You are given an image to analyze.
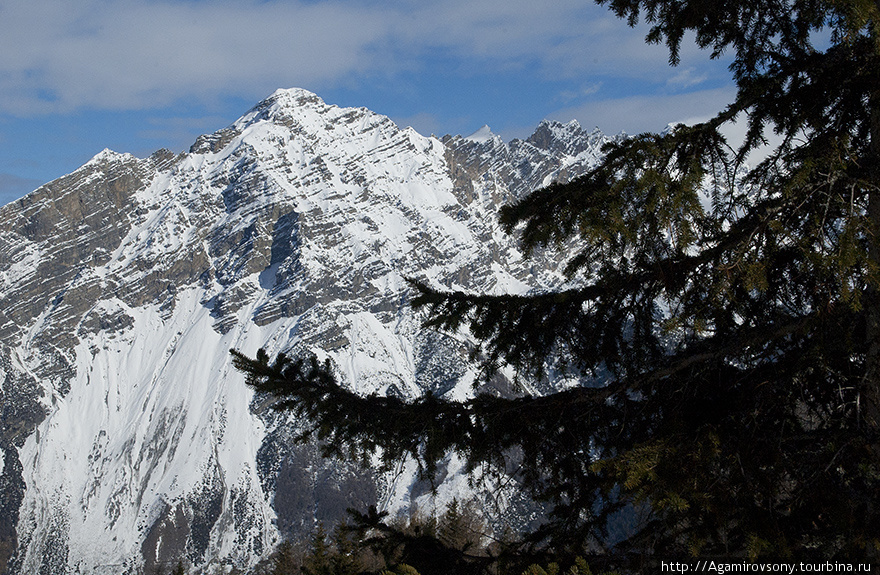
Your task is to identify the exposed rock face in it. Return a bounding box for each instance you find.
[0,88,614,574]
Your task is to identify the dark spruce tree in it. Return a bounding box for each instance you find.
[232,0,880,564]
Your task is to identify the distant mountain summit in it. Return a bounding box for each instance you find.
[0,88,616,574]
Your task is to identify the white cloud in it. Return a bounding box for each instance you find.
[558,83,603,103]
[0,0,393,113]
[548,87,738,135]
[666,67,709,90]
[0,0,729,115]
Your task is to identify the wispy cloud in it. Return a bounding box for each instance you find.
[548,87,738,135]
[0,0,392,114]
[558,84,603,103]
[0,0,729,116]
[666,67,709,90]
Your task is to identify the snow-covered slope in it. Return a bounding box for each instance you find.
[0,88,615,574]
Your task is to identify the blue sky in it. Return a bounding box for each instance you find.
[0,0,737,206]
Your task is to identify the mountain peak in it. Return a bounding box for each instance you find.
[264,87,326,107]
[465,125,498,143]
[540,118,582,130]
[85,148,132,166]
[531,119,583,142]
[525,119,608,157]
[238,87,333,127]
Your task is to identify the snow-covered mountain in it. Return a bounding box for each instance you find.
[0,88,615,574]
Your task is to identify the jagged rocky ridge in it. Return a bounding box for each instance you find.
[0,88,617,574]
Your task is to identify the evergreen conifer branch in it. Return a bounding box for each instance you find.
[232,0,880,562]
